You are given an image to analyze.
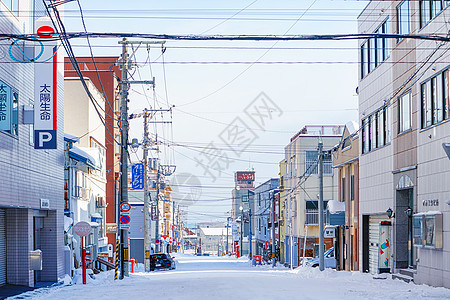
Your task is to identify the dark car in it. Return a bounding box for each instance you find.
[150,253,176,271]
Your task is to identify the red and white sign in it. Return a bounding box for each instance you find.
[74,221,92,237]
[236,171,255,181]
[34,17,58,149]
[169,237,173,243]
[120,203,131,212]
[265,240,269,249]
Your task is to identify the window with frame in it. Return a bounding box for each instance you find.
[350,174,355,201]
[399,92,412,133]
[2,0,19,15]
[421,70,449,129]
[362,106,390,154]
[420,0,450,28]
[397,0,410,41]
[0,80,18,137]
[361,19,390,79]
[305,151,332,175]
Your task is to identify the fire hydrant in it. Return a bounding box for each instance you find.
[130,258,135,273]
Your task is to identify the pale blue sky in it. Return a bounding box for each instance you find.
[63,0,369,224]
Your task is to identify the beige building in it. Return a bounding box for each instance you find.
[283,125,342,267]
[332,121,360,271]
[358,1,450,287]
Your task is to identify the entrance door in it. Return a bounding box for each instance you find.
[395,188,414,269]
[33,217,44,283]
[0,209,6,286]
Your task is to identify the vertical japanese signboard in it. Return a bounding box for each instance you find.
[0,81,11,131]
[34,17,58,149]
[131,163,144,189]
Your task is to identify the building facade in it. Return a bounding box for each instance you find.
[358,0,450,287]
[64,57,121,255]
[283,125,342,267]
[254,178,280,259]
[0,1,65,287]
[64,77,108,272]
[332,121,360,271]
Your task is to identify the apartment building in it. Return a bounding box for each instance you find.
[358,0,450,287]
[283,125,342,267]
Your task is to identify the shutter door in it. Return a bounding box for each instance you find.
[0,209,6,286]
[369,215,387,274]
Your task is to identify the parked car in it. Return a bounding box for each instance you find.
[305,247,336,269]
[150,253,176,271]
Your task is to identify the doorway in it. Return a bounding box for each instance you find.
[395,188,414,269]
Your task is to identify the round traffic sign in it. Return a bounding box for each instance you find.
[120,203,131,212]
[155,239,160,244]
[120,214,131,224]
[74,221,91,237]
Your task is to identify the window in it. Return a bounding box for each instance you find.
[305,200,328,225]
[242,195,248,202]
[305,151,332,175]
[361,19,390,79]
[350,175,355,201]
[362,106,390,154]
[413,213,443,249]
[420,0,450,28]
[421,70,449,129]
[341,178,345,202]
[305,151,318,175]
[2,0,19,14]
[0,80,18,137]
[361,42,368,78]
[397,1,410,41]
[399,92,412,133]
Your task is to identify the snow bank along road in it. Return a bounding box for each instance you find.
[10,254,450,300]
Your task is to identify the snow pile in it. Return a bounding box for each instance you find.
[10,255,450,300]
[327,199,345,214]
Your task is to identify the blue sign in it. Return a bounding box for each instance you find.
[120,214,131,224]
[174,231,179,238]
[131,163,144,189]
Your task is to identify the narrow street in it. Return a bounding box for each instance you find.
[11,254,450,300]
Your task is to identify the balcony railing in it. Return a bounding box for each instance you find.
[305,209,327,225]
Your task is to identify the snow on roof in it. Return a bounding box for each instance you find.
[200,227,232,236]
[345,121,358,136]
[327,200,345,214]
[69,146,97,168]
[64,133,80,143]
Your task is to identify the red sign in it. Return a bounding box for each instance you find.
[265,240,269,249]
[254,255,261,262]
[74,221,91,237]
[162,235,168,241]
[169,237,173,243]
[120,215,131,224]
[37,25,55,38]
[236,171,255,181]
[120,203,131,212]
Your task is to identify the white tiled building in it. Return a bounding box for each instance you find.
[358,0,450,288]
[0,1,65,287]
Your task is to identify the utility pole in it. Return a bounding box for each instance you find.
[271,192,276,268]
[155,163,161,253]
[143,110,151,272]
[318,141,325,271]
[118,39,164,278]
[119,38,130,279]
[248,208,252,260]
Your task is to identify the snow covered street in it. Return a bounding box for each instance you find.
[10,254,450,300]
